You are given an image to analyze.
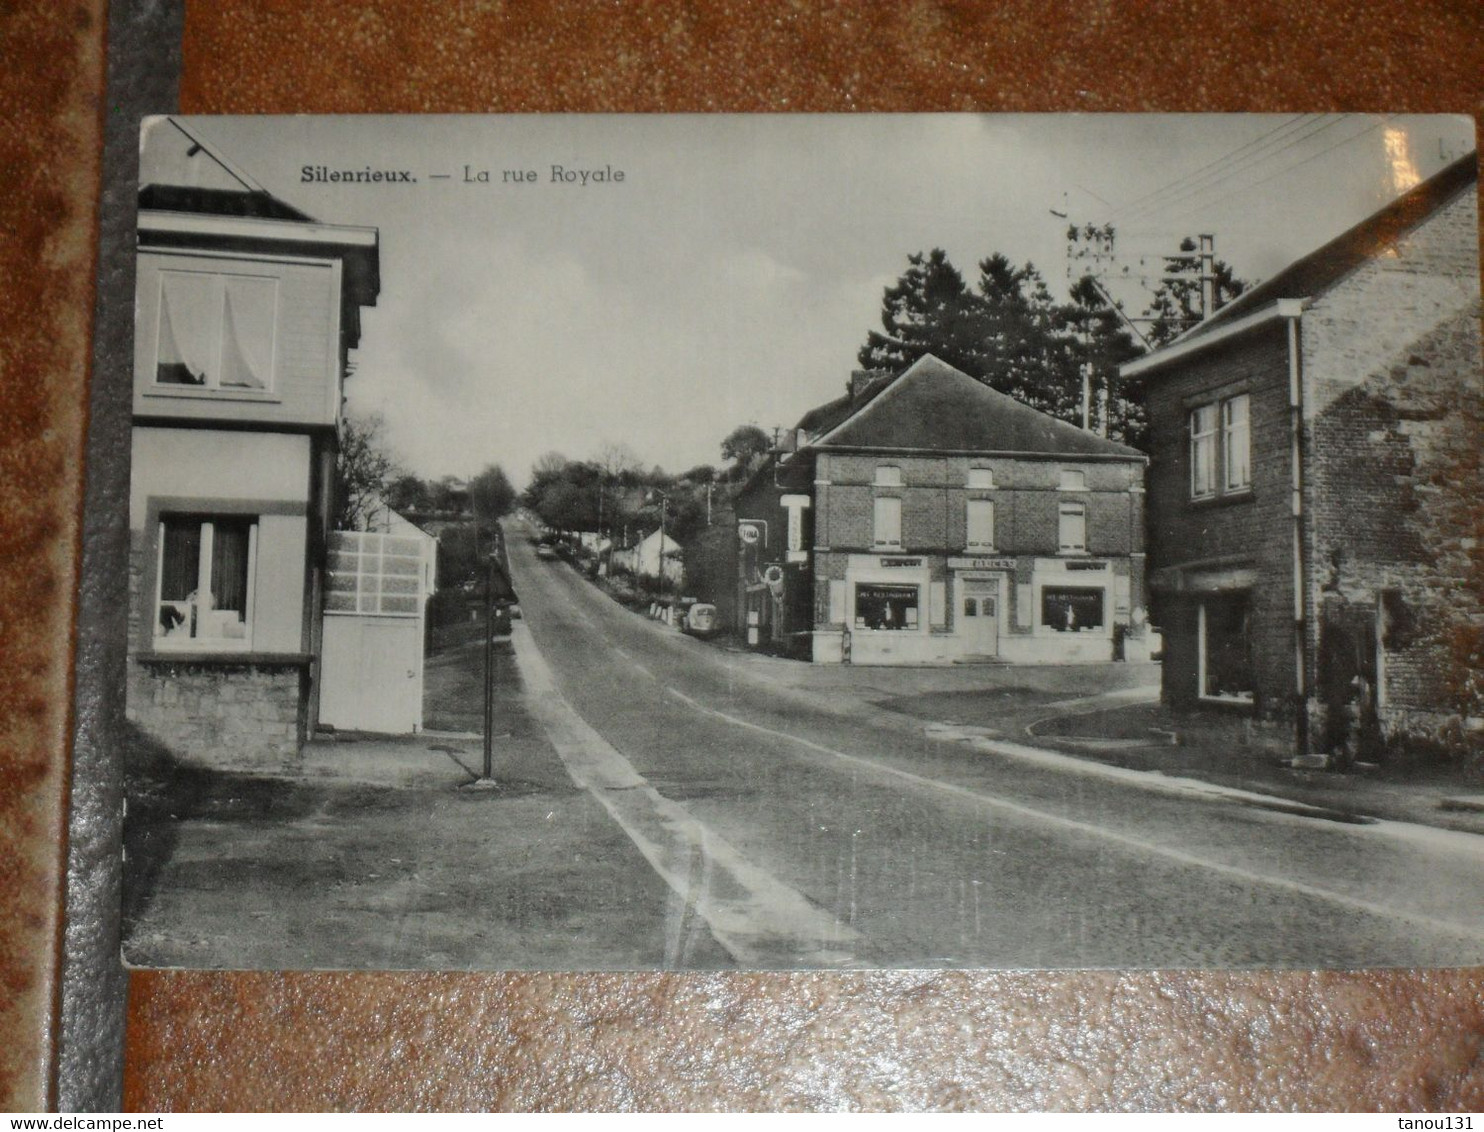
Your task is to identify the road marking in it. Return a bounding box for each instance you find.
[661,686,1484,943]
[510,622,860,967]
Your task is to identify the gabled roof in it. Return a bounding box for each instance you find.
[810,354,1143,459]
[1180,151,1478,345]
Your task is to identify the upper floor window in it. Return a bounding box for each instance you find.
[155,514,257,650]
[1058,502,1086,553]
[873,465,903,487]
[1191,393,1250,499]
[873,495,902,548]
[966,499,995,550]
[1222,394,1251,492]
[1058,468,1086,491]
[1190,403,1218,498]
[155,270,277,392]
[966,467,994,489]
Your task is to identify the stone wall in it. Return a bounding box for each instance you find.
[127,657,306,770]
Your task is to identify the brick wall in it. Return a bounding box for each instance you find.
[1145,325,1297,716]
[818,451,1142,556]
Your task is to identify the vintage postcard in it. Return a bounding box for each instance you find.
[120,113,1482,971]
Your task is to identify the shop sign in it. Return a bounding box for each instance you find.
[948,556,1015,570]
[880,557,922,568]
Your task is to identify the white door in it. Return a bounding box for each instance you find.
[320,615,424,733]
[960,578,999,655]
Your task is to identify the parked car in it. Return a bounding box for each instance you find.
[684,603,720,638]
[536,544,558,560]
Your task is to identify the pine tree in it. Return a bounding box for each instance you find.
[1144,237,1248,347]
[856,249,987,378]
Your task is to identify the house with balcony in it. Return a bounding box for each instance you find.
[1126,153,1480,760]
[126,117,380,767]
[732,354,1149,665]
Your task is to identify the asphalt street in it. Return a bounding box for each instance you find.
[507,520,1484,969]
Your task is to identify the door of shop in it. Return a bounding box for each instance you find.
[961,577,999,656]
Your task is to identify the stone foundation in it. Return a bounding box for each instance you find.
[127,656,308,770]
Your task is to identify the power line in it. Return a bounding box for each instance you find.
[1116,114,1358,227]
[1106,114,1318,220]
[1159,115,1393,224]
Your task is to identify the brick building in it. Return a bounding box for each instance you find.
[127,118,380,766]
[1126,153,1481,760]
[730,355,1149,665]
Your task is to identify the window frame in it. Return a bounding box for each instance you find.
[1221,393,1252,493]
[852,581,921,632]
[1041,586,1106,633]
[1057,501,1087,554]
[154,513,259,652]
[966,497,995,551]
[872,494,903,549]
[1189,402,1218,499]
[152,266,281,395]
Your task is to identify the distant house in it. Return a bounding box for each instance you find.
[127,117,380,766]
[732,355,1150,665]
[1126,153,1481,759]
[612,526,684,586]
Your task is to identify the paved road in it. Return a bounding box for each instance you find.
[508,523,1484,969]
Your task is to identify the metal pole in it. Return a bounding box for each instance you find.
[483,551,495,780]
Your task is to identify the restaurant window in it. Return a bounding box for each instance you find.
[966,467,994,489]
[1042,587,1104,632]
[854,583,919,631]
[1059,468,1086,491]
[155,515,257,649]
[873,495,902,548]
[966,499,995,550]
[155,270,278,391]
[873,465,903,487]
[1058,502,1086,553]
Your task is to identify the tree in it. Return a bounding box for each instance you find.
[856,249,988,378]
[974,253,1065,413]
[720,424,771,483]
[334,412,399,530]
[1143,237,1248,347]
[1059,275,1147,447]
[469,464,516,528]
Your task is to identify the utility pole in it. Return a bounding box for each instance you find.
[1199,233,1216,321]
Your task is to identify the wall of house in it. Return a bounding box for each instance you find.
[809,450,1146,665]
[128,428,315,764]
[127,658,307,769]
[1298,188,1482,754]
[133,247,342,428]
[1144,324,1297,718]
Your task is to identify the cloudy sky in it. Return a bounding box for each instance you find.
[180,114,1475,486]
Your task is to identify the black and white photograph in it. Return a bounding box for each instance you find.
[120,112,1483,971]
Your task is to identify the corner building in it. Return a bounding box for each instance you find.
[733,355,1149,666]
[1128,154,1481,758]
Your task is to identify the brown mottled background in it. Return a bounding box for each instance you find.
[4,0,1483,1112]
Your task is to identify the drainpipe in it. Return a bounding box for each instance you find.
[1281,299,1310,757]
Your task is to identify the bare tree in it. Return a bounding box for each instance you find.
[334,412,400,530]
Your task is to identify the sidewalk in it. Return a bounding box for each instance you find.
[122,639,729,969]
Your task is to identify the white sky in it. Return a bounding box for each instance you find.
[181,114,1476,486]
